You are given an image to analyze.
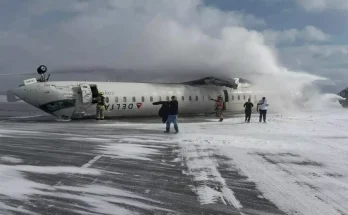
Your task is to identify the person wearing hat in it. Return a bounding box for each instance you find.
[211,95,224,122]
[257,96,268,123]
[164,96,179,133]
[96,92,106,120]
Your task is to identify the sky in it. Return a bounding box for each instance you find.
[0,0,347,93]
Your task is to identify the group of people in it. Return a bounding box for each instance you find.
[211,95,268,123]
[95,91,268,133]
[243,97,268,123]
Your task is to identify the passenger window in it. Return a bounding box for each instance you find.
[243,95,246,100]
[115,97,118,103]
[132,97,136,102]
[123,97,127,102]
[238,95,240,100]
[189,96,192,101]
[106,97,109,103]
[150,96,153,102]
[195,96,198,101]
[141,96,145,102]
[158,96,161,101]
[182,96,184,101]
[254,95,257,100]
[232,95,234,100]
[166,96,170,101]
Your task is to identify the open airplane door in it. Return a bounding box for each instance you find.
[79,84,93,104]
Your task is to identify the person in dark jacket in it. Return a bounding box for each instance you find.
[153,101,170,123]
[166,96,179,133]
[243,98,254,123]
[152,96,179,133]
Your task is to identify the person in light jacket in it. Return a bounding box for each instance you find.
[257,97,268,123]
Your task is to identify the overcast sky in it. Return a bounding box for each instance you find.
[0,0,347,92]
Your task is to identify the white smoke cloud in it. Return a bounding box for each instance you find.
[0,0,330,111]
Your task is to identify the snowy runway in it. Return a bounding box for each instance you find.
[0,105,347,215]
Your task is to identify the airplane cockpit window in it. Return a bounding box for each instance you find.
[150,96,153,102]
[123,97,127,102]
[115,97,118,103]
[141,96,145,102]
[106,97,109,103]
[46,102,60,112]
[132,97,136,102]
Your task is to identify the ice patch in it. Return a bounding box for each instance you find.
[0,129,42,134]
[0,163,170,215]
[8,115,44,119]
[1,156,22,163]
[0,202,38,215]
[190,185,223,205]
[180,144,242,209]
[4,165,101,175]
[65,137,112,143]
[99,143,160,161]
[82,155,103,168]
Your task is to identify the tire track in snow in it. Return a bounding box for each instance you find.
[180,142,243,212]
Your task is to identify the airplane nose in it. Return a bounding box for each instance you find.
[12,86,27,100]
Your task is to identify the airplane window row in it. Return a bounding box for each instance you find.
[231,95,257,101]
[109,96,201,103]
[105,95,258,103]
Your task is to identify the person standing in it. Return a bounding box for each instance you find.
[165,96,179,133]
[152,101,170,123]
[211,95,224,122]
[96,92,106,120]
[243,98,254,123]
[257,97,268,123]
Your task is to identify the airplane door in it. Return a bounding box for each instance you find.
[79,84,92,104]
[223,90,229,102]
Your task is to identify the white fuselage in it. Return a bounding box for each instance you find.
[12,80,267,119]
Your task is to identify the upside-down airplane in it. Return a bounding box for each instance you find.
[10,65,296,120]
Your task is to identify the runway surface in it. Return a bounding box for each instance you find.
[1,102,348,215]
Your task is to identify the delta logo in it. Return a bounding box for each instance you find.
[136,103,142,109]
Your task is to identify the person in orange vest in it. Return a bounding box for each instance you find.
[211,95,224,122]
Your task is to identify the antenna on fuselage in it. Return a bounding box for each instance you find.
[36,65,50,82]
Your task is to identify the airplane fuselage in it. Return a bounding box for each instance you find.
[12,80,266,120]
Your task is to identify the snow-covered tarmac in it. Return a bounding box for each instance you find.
[0,103,347,215]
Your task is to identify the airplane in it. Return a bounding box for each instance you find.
[10,65,280,120]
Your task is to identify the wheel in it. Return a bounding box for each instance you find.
[37,65,47,74]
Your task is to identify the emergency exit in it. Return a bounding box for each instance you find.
[79,84,92,104]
